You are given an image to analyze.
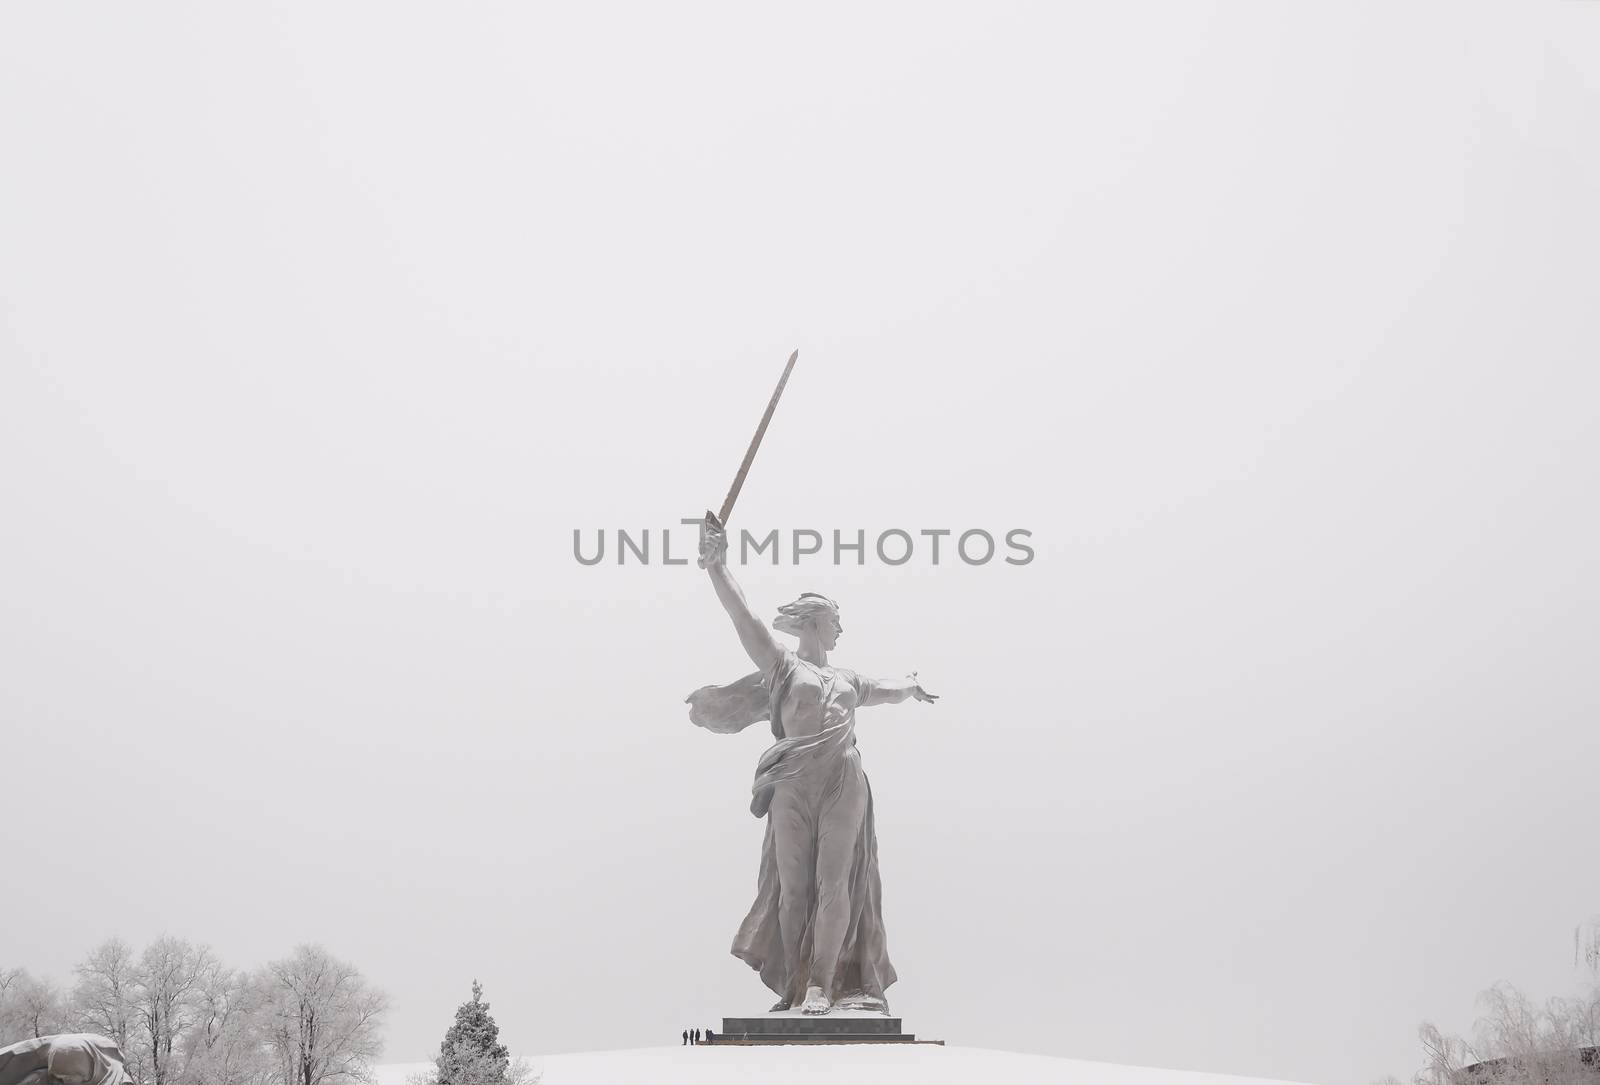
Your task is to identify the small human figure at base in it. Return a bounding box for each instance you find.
[681,1030,687,1046]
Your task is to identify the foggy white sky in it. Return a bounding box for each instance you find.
[2,4,1597,1084]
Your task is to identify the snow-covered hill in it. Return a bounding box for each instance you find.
[375,1048,1316,1085]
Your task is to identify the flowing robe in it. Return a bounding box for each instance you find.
[0,1036,133,1085]
[687,647,897,1010]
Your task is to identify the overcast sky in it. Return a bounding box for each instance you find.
[2,4,1597,1084]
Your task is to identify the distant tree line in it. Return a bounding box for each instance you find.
[0,941,387,1085]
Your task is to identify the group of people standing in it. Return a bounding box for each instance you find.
[679,1027,714,1045]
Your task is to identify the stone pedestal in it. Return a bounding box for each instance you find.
[710,1009,930,1045]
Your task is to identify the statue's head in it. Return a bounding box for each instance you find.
[47,1039,96,1085]
[773,593,841,650]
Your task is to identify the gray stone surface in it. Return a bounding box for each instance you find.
[688,513,938,1017]
[0,1035,134,1085]
[714,1014,920,1044]
[722,1016,906,1036]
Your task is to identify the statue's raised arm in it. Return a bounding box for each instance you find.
[682,350,940,1021]
[698,512,782,673]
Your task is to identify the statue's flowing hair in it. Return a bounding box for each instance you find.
[772,592,840,636]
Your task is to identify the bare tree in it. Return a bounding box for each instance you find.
[6,941,388,1085]
[0,967,24,1044]
[8,972,70,1040]
[1417,1020,1473,1085]
[1470,982,1596,1085]
[72,939,140,1052]
[258,946,387,1085]
[1392,920,1600,1085]
[1564,982,1600,1052]
[1407,981,1600,1085]
[1475,983,1545,1067]
[134,938,218,1085]
[180,958,271,1085]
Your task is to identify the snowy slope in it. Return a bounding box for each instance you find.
[375,1048,1317,1085]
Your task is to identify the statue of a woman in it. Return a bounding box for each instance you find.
[686,514,937,1016]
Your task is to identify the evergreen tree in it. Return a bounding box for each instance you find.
[436,981,510,1085]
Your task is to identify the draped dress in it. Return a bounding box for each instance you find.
[0,1036,133,1085]
[687,647,897,1011]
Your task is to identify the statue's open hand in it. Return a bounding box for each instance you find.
[909,672,938,703]
[697,512,728,569]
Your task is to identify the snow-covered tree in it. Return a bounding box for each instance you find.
[180,955,272,1085]
[409,983,536,1085]
[71,938,139,1053]
[258,945,388,1085]
[436,982,508,1085]
[9,940,388,1085]
[3,971,69,1040]
[134,937,219,1085]
[1408,983,1600,1085]
[0,968,31,1043]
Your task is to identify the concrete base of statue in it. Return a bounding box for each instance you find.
[710,1008,931,1045]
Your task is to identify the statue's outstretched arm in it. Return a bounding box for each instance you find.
[861,673,938,707]
[699,514,782,673]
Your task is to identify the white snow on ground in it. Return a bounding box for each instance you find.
[375,1048,1318,1085]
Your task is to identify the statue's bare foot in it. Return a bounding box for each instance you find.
[800,986,831,1015]
[769,998,791,1012]
[835,993,890,1015]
